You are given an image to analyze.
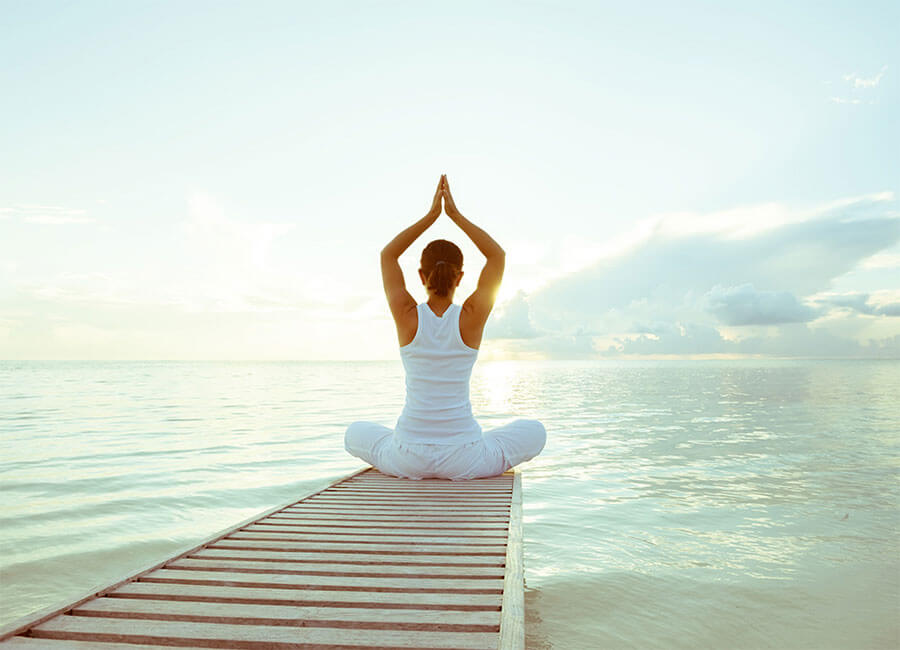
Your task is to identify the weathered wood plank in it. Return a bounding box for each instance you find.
[0,639,211,649]
[194,548,506,565]
[328,486,513,493]
[30,617,499,649]
[281,502,510,509]
[73,596,501,628]
[207,540,506,554]
[293,499,511,507]
[169,557,505,577]
[283,503,511,512]
[240,524,508,538]
[228,531,507,544]
[292,504,510,512]
[349,472,510,479]
[250,519,510,530]
[226,532,506,545]
[109,581,503,608]
[328,492,513,497]
[498,470,525,650]
[139,568,504,592]
[268,513,509,522]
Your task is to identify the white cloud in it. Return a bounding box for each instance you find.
[829,96,862,105]
[812,292,900,317]
[843,65,888,88]
[606,323,899,359]
[830,65,888,104]
[860,252,900,270]
[484,290,540,339]
[1,205,95,224]
[11,195,331,316]
[486,193,900,358]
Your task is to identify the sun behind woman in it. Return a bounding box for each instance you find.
[345,174,546,480]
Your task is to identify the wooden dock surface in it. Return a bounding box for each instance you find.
[0,467,524,649]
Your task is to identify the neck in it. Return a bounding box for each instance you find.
[427,294,454,307]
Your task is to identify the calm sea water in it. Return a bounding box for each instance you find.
[1,360,898,649]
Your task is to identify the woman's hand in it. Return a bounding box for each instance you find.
[425,174,445,220]
[442,175,463,221]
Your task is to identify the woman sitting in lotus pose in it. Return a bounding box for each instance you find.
[344,174,546,480]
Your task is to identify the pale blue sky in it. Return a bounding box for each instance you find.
[1,0,897,359]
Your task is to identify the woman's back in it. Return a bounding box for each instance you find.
[394,302,483,445]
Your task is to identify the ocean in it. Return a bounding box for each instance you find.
[1,360,898,649]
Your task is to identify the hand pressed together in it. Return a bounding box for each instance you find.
[425,174,464,222]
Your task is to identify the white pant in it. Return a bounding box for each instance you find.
[344,419,547,480]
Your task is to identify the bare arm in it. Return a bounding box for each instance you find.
[380,175,444,321]
[442,177,505,317]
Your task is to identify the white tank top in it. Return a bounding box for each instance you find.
[394,302,483,445]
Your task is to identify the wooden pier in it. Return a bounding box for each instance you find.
[0,467,524,649]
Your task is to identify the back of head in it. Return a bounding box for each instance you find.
[421,239,463,297]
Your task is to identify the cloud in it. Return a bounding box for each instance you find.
[487,193,900,358]
[14,192,354,316]
[860,252,900,270]
[170,191,347,314]
[603,323,730,356]
[843,65,888,88]
[527,192,898,326]
[830,65,887,104]
[705,284,819,326]
[484,290,540,339]
[813,292,900,317]
[606,324,900,359]
[0,205,94,224]
[829,96,862,105]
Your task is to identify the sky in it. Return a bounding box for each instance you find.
[1,0,898,360]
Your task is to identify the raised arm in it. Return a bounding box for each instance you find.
[442,177,505,319]
[380,175,444,323]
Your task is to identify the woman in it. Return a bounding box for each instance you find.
[344,174,546,480]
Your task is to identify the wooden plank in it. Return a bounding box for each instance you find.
[297,498,512,506]
[349,472,510,478]
[249,519,510,530]
[139,568,504,592]
[109,581,502,608]
[354,468,513,478]
[332,480,511,487]
[283,500,510,508]
[280,505,510,512]
[0,468,370,642]
[205,540,505,554]
[74,596,501,629]
[240,524,508,537]
[169,558,505,578]
[1,639,211,649]
[343,483,511,488]
[268,513,509,522]
[283,503,511,512]
[227,531,507,545]
[29,617,499,649]
[498,470,525,650]
[327,486,513,492]
[193,548,506,565]
[327,492,512,498]
[328,491,512,497]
